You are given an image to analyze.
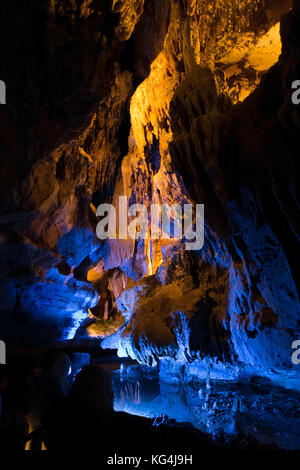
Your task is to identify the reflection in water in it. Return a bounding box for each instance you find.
[112,365,300,450]
[119,381,141,405]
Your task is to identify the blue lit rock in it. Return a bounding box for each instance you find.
[0,1,299,380]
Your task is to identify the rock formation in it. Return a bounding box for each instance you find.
[0,1,299,376]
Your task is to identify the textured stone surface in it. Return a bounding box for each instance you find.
[0,1,299,375]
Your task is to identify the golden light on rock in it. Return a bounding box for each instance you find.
[86,0,292,340]
[87,259,105,282]
[247,23,282,72]
[218,22,282,103]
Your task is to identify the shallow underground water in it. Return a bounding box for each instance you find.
[111,364,300,450]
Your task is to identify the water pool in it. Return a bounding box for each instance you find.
[112,364,300,450]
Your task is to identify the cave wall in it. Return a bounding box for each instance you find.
[0,1,299,373]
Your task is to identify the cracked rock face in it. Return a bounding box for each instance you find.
[0,1,299,374]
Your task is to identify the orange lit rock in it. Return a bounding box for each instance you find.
[0,0,298,362]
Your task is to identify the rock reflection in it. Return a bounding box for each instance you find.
[113,365,300,450]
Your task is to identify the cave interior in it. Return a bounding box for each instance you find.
[0,0,299,453]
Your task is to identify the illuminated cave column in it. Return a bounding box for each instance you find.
[145,237,153,276]
[151,239,164,274]
[145,236,165,276]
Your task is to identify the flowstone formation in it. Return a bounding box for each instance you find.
[0,1,299,377]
